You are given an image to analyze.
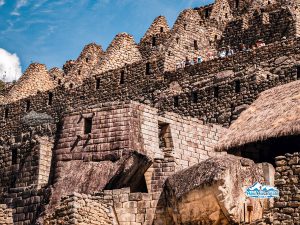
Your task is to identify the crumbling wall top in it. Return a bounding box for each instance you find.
[93,33,142,75]
[2,63,56,104]
[141,16,170,40]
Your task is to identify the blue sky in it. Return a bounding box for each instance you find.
[0,0,213,81]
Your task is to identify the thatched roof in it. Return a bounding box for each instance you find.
[217,80,300,151]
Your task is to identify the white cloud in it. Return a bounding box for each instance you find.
[0,0,5,7]
[0,49,22,82]
[11,0,28,16]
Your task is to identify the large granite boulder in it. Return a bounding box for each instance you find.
[39,150,151,222]
[154,155,269,225]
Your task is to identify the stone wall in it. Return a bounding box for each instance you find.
[93,33,142,75]
[1,38,300,136]
[53,102,226,172]
[43,193,114,225]
[0,122,55,193]
[273,152,300,225]
[2,63,56,104]
[0,204,13,225]
[1,186,50,225]
[63,43,103,88]
[219,6,296,50]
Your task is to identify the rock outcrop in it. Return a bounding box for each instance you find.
[155,155,268,225]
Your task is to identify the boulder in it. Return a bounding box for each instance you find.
[155,155,269,225]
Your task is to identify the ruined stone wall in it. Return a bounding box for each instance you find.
[1,38,299,138]
[44,193,114,225]
[0,204,13,225]
[1,186,50,225]
[163,9,219,72]
[63,43,103,88]
[139,16,171,60]
[1,63,56,104]
[273,152,300,224]
[219,6,296,50]
[0,123,55,193]
[44,189,161,225]
[93,33,142,75]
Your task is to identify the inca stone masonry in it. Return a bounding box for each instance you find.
[0,0,300,224]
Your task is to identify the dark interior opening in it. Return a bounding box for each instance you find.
[174,96,179,107]
[235,80,241,93]
[104,152,152,193]
[146,62,151,75]
[48,92,53,105]
[184,24,187,30]
[191,91,198,103]
[160,27,164,33]
[228,135,300,166]
[158,122,173,148]
[84,118,93,134]
[235,0,240,8]
[152,36,156,47]
[4,108,8,119]
[120,70,125,85]
[12,148,18,165]
[297,66,300,79]
[96,78,100,89]
[213,86,219,98]
[176,37,180,44]
[194,40,198,50]
[26,100,30,112]
[205,9,210,18]
[131,175,148,193]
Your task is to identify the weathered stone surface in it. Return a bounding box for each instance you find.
[155,155,267,225]
[45,151,151,215]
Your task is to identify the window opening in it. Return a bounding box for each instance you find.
[48,92,53,105]
[158,122,173,148]
[194,40,198,50]
[120,71,125,84]
[235,0,240,8]
[214,86,219,98]
[192,91,198,103]
[174,96,179,107]
[4,108,8,119]
[152,36,156,46]
[12,148,17,165]
[84,118,93,134]
[96,78,100,89]
[26,100,30,112]
[205,9,210,18]
[235,80,241,93]
[146,62,151,75]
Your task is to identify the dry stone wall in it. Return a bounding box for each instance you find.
[63,43,103,88]
[219,6,296,50]
[1,63,56,105]
[43,193,114,225]
[273,152,300,225]
[93,33,142,75]
[1,38,300,135]
[0,204,13,225]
